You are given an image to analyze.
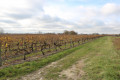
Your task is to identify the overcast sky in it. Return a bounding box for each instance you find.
[0,0,120,34]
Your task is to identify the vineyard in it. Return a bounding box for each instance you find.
[0,34,102,67]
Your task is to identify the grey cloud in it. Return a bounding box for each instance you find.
[92,20,105,26]
[7,13,33,19]
[101,3,120,16]
[0,20,16,24]
[77,20,105,29]
[42,24,66,29]
[38,15,63,23]
[28,0,44,12]
[99,27,120,34]
[37,14,80,30]
[6,2,44,20]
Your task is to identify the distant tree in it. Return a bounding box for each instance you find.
[45,33,56,35]
[63,30,77,35]
[38,31,42,34]
[63,30,69,35]
[57,33,62,35]
[92,33,99,35]
[69,30,77,35]
[0,28,4,34]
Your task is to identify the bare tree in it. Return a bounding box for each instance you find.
[38,31,42,34]
[0,27,4,34]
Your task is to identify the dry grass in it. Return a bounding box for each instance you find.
[113,38,120,50]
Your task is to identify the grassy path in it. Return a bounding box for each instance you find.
[81,37,120,80]
[17,36,120,80]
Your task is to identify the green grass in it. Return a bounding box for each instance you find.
[0,39,93,80]
[80,37,120,80]
[42,36,105,80]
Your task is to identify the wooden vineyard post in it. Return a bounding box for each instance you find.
[48,44,51,52]
[72,41,74,47]
[0,42,2,66]
[64,41,66,49]
[24,52,26,60]
[41,46,45,55]
[54,42,57,51]
[23,49,30,60]
[70,39,72,48]
[23,42,28,60]
[34,42,37,51]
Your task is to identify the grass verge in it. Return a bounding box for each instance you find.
[80,37,120,80]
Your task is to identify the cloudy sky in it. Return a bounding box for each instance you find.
[0,0,120,34]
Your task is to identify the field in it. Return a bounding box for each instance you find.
[0,35,120,80]
[0,0,120,80]
[0,34,101,67]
